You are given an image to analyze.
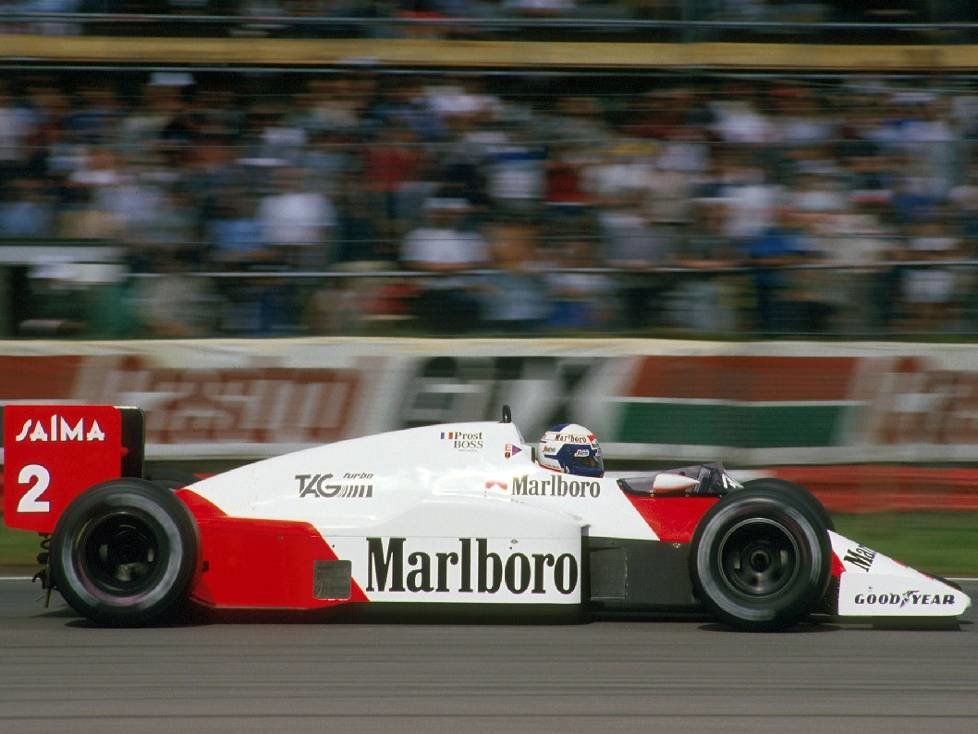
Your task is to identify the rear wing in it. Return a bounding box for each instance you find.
[3,405,144,534]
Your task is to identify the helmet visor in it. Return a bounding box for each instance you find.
[568,446,604,477]
[574,454,601,469]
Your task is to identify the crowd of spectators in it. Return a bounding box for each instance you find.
[2,70,978,338]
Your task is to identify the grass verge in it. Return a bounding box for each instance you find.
[833,512,978,577]
[0,524,42,569]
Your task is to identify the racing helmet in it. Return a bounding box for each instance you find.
[538,423,604,478]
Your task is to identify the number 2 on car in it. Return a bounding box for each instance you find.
[3,405,124,533]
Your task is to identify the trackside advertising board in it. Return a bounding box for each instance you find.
[1,339,978,466]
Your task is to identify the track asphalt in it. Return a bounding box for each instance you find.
[0,578,975,734]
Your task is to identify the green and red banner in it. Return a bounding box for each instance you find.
[614,356,859,449]
[606,349,978,465]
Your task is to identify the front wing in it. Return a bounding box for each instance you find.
[828,531,970,619]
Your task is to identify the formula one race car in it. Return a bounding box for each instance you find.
[2,404,971,630]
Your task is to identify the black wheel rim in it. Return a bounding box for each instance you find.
[77,511,167,597]
[717,518,800,599]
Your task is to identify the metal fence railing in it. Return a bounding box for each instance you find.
[4,252,978,340]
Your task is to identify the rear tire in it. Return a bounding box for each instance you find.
[144,466,200,492]
[690,486,831,631]
[50,479,199,626]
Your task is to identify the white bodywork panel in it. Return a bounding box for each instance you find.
[188,421,656,542]
[187,421,653,605]
[329,501,584,604]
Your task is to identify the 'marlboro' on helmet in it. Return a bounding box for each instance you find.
[538,423,604,478]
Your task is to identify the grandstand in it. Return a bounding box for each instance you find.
[2,5,978,338]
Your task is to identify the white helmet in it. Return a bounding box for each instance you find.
[538,423,604,478]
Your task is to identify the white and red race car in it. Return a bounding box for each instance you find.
[2,404,971,630]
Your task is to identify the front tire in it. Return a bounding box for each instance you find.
[50,479,200,626]
[741,477,834,531]
[690,486,831,631]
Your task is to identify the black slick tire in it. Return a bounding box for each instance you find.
[690,486,832,631]
[741,477,835,531]
[144,465,201,491]
[50,478,200,626]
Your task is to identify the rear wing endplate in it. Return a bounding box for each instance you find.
[2,405,144,533]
